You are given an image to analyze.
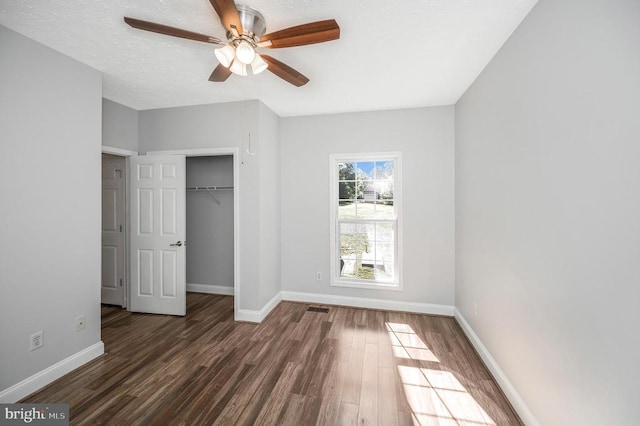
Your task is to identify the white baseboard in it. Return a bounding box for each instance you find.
[281,291,455,316]
[235,292,282,323]
[0,341,105,403]
[187,283,234,296]
[454,309,538,426]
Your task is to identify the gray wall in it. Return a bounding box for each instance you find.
[258,102,281,307]
[280,107,455,305]
[0,26,102,392]
[455,0,640,424]
[186,156,234,289]
[102,98,138,152]
[139,100,280,311]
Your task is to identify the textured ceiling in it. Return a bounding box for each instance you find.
[0,0,538,117]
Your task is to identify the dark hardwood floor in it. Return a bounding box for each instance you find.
[23,293,522,425]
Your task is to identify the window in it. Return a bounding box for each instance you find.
[330,152,402,290]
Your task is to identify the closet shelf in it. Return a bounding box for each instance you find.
[187,186,233,206]
[187,186,233,191]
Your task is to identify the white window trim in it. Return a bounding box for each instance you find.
[329,152,403,291]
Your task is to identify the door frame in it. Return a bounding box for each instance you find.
[147,148,241,320]
[102,145,137,309]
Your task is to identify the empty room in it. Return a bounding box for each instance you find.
[0,0,638,424]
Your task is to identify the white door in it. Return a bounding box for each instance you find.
[130,155,186,315]
[101,154,126,306]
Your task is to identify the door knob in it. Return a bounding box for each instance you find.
[170,241,183,247]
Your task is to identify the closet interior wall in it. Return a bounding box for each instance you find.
[186,156,234,292]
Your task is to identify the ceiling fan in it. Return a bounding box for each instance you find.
[124,0,340,87]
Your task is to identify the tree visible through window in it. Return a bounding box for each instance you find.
[330,153,401,288]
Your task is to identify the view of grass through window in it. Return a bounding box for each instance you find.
[337,160,396,282]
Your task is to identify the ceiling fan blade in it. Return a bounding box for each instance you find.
[209,64,233,82]
[261,19,340,49]
[124,17,222,44]
[261,55,309,87]
[209,0,243,34]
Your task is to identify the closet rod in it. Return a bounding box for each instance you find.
[186,186,234,191]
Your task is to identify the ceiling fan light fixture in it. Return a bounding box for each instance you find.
[235,40,256,65]
[251,54,268,74]
[214,44,235,68]
[230,59,248,76]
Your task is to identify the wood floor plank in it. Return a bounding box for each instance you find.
[337,402,359,426]
[314,359,348,426]
[378,366,399,426]
[379,317,395,369]
[253,361,303,425]
[278,393,307,425]
[340,326,366,405]
[357,342,379,425]
[20,293,523,425]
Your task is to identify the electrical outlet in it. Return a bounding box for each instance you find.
[316,272,322,281]
[75,315,86,331]
[30,331,44,351]
[473,302,478,317]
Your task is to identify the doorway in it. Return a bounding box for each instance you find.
[186,156,235,296]
[145,147,241,319]
[101,154,126,307]
[100,148,240,318]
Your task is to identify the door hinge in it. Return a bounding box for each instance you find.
[119,224,123,233]
[119,278,123,287]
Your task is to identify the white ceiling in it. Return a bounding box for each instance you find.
[0,0,538,117]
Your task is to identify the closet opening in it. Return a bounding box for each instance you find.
[185,156,235,299]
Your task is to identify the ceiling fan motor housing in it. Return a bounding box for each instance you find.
[234,4,266,40]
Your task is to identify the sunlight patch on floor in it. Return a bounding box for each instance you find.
[386,322,440,363]
[397,366,496,425]
[387,322,496,426]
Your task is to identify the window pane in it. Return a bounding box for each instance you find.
[372,201,394,219]
[356,162,375,179]
[376,180,394,201]
[354,265,375,280]
[338,201,356,219]
[375,161,394,180]
[340,259,356,278]
[355,223,376,280]
[339,222,357,234]
[375,242,394,263]
[356,202,381,219]
[340,229,369,257]
[375,262,395,282]
[356,180,372,199]
[361,181,377,201]
[339,181,355,200]
[355,202,394,220]
[376,222,394,242]
[339,162,356,180]
[357,223,374,240]
[339,223,374,280]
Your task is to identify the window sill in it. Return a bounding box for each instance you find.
[330,279,402,291]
